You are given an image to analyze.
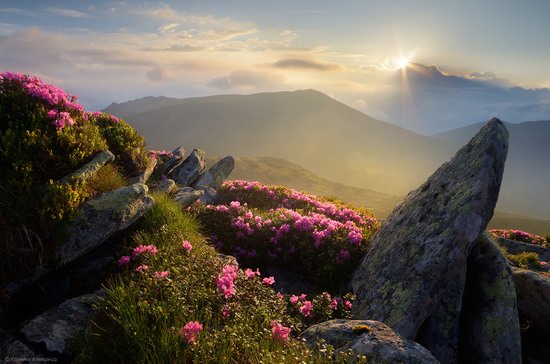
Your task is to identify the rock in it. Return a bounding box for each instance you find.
[1,328,44,362]
[162,146,185,176]
[197,186,218,205]
[58,184,154,265]
[58,150,115,184]
[351,118,509,339]
[20,291,103,355]
[192,156,235,191]
[170,148,206,186]
[216,253,239,267]
[458,233,521,364]
[512,267,550,336]
[173,188,203,208]
[149,178,176,194]
[299,319,439,364]
[497,237,550,262]
[129,156,157,184]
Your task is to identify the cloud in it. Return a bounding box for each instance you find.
[147,65,175,82]
[208,70,285,90]
[272,58,343,71]
[47,7,89,18]
[158,23,180,34]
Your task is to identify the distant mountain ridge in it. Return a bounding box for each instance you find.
[104,90,550,219]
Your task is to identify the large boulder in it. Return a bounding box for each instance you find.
[512,268,550,334]
[162,146,186,176]
[351,118,509,339]
[299,319,439,363]
[58,183,154,265]
[173,187,204,208]
[170,148,206,186]
[1,328,44,361]
[458,233,521,363]
[129,155,157,185]
[192,156,235,191]
[20,291,103,355]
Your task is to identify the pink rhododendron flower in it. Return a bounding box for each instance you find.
[262,276,275,286]
[270,320,291,342]
[299,301,313,317]
[154,271,169,280]
[277,292,284,300]
[182,240,193,252]
[541,261,548,266]
[216,264,238,299]
[136,265,148,273]
[118,255,131,267]
[132,244,158,257]
[290,295,300,305]
[179,321,203,344]
[344,300,353,310]
[330,299,338,310]
[244,268,260,279]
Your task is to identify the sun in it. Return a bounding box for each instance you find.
[395,56,412,69]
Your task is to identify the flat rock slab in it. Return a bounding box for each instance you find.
[58,183,154,265]
[497,237,550,262]
[173,188,203,208]
[299,319,439,363]
[20,291,103,355]
[351,118,509,339]
[58,150,115,184]
[149,178,176,194]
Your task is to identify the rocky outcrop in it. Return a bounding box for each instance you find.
[299,319,439,363]
[58,183,154,265]
[192,156,235,191]
[512,268,550,334]
[497,237,550,262]
[150,178,176,194]
[351,118,509,341]
[0,329,43,361]
[129,156,157,185]
[20,291,103,355]
[58,150,115,184]
[458,233,521,363]
[162,146,186,176]
[170,148,206,186]
[173,187,204,208]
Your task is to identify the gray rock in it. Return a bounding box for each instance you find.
[216,253,239,267]
[299,319,439,364]
[20,291,103,355]
[351,118,509,339]
[497,237,550,262]
[1,328,44,362]
[192,156,235,191]
[149,178,176,194]
[173,188,203,208]
[197,186,218,205]
[170,148,206,186]
[58,184,154,265]
[129,156,157,184]
[512,267,550,337]
[58,150,115,184]
[162,146,186,176]
[459,233,522,364]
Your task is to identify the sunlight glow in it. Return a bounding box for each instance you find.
[395,56,412,70]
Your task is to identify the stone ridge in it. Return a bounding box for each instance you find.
[351,118,509,339]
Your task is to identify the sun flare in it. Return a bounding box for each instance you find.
[395,56,412,69]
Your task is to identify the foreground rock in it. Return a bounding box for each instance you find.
[149,178,176,194]
[458,233,521,363]
[129,156,157,184]
[173,187,204,208]
[20,291,103,355]
[0,329,43,361]
[512,268,550,334]
[192,156,235,191]
[299,319,439,363]
[58,183,154,265]
[170,148,206,186]
[162,146,186,176]
[351,118,509,340]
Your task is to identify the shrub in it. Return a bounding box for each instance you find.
[191,180,380,294]
[490,229,545,246]
[506,251,541,270]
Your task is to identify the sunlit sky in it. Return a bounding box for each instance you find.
[2,0,550,133]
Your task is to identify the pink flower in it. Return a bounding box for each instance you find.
[136,265,148,273]
[541,261,548,266]
[276,292,284,300]
[244,268,260,279]
[262,276,275,286]
[222,308,231,319]
[344,300,353,310]
[270,320,291,342]
[330,299,338,310]
[182,240,193,252]
[179,321,203,344]
[289,295,300,305]
[154,271,169,280]
[118,255,131,267]
[216,264,238,299]
[132,244,158,257]
[299,301,313,317]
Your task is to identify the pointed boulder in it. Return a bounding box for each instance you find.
[192,156,235,191]
[351,118,509,339]
[170,148,206,186]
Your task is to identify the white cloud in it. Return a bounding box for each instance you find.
[208,70,285,90]
[47,7,89,19]
[147,65,175,82]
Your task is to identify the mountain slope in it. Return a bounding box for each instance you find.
[105,89,458,195]
[433,120,550,218]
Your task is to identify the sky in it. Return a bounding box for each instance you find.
[1,0,550,134]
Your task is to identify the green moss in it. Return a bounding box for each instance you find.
[506,251,541,270]
[352,325,372,334]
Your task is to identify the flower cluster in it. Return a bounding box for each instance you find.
[179,321,203,345]
[216,264,238,299]
[490,229,546,246]
[271,320,291,342]
[133,244,159,257]
[148,150,174,159]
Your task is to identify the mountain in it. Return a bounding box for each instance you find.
[212,156,550,235]
[104,89,458,196]
[433,120,550,218]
